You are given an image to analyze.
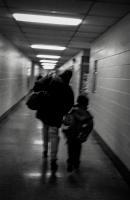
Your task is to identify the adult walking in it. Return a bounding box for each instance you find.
[33,69,74,173]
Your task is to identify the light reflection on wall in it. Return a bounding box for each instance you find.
[33,140,43,145]
[36,121,43,129]
[27,66,31,76]
[34,65,40,77]
[24,172,42,178]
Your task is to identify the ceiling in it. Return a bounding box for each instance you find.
[0,0,130,68]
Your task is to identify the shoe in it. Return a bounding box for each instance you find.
[43,150,48,158]
[51,160,58,174]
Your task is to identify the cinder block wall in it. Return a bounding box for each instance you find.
[0,34,32,117]
[89,14,130,170]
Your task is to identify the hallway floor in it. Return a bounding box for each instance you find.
[0,100,129,200]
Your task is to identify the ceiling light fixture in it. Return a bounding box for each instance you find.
[31,44,66,50]
[41,63,56,66]
[13,13,82,26]
[37,55,60,59]
[41,63,56,70]
[39,59,58,63]
[42,66,56,70]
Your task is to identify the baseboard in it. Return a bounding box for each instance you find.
[0,96,26,123]
[93,130,130,186]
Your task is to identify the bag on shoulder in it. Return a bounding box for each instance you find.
[26,92,41,110]
[63,112,74,126]
[26,91,50,110]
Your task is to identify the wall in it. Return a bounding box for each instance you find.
[89,14,130,170]
[30,62,41,88]
[59,51,84,101]
[0,34,32,117]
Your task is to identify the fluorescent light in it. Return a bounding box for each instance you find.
[37,55,60,59]
[31,44,66,51]
[13,13,82,26]
[43,66,56,70]
[41,63,56,66]
[41,63,56,69]
[40,59,58,63]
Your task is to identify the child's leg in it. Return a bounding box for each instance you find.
[73,140,82,169]
[67,140,73,165]
[66,140,74,172]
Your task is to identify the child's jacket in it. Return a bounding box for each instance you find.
[62,105,93,142]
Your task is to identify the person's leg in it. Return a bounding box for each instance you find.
[49,126,59,173]
[42,123,49,157]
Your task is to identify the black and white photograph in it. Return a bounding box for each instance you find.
[0,0,130,199]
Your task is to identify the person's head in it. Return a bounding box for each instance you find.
[77,94,89,108]
[59,69,72,84]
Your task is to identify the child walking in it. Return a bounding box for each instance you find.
[62,94,93,172]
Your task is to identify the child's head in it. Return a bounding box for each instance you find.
[77,94,89,108]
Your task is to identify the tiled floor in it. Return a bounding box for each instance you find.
[0,100,129,200]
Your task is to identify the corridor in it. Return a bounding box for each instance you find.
[0,100,129,200]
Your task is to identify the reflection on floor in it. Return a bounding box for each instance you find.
[0,100,129,200]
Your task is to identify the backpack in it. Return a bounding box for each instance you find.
[77,117,93,143]
[62,107,94,143]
